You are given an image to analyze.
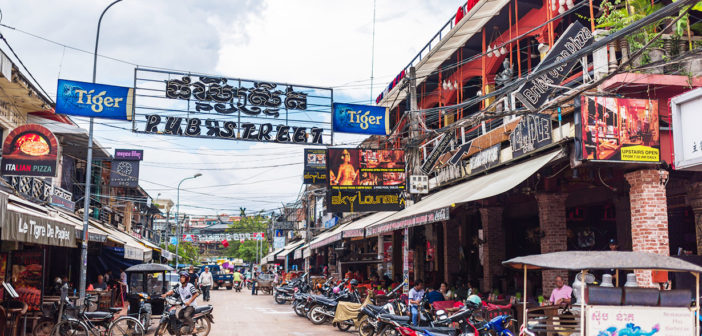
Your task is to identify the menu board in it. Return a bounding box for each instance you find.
[11,250,44,311]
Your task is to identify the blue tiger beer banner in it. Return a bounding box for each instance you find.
[56,79,134,120]
[332,103,390,135]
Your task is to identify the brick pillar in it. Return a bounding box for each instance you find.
[625,169,670,288]
[686,182,702,255]
[536,193,568,297]
[480,207,504,293]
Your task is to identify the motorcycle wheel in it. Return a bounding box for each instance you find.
[336,321,352,331]
[357,316,375,336]
[154,322,169,336]
[274,293,286,305]
[309,306,328,325]
[246,282,252,290]
[33,318,55,336]
[108,316,145,336]
[293,302,306,317]
[377,325,400,336]
[193,317,212,336]
[140,312,151,333]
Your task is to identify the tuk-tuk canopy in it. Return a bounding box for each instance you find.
[503,251,702,273]
[125,263,174,272]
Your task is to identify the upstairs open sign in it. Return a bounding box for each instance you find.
[132,68,333,145]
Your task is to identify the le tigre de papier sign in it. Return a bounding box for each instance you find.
[132,68,333,146]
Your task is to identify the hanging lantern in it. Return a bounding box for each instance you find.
[500,46,507,55]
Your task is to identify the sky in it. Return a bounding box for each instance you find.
[0,0,460,216]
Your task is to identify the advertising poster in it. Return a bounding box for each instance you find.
[327,148,406,212]
[332,103,390,135]
[586,305,693,336]
[1,124,59,177]
[579,96,659,162]
[56,79,134,120]
[303,148,327,184]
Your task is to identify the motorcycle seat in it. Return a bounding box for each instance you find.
[315,297,337,306]
[194,305,212,314]
[379,314,410,322]
[84,311,113,321]
[365,304,386,313]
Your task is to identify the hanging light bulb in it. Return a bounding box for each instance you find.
[453,81,458,91]
[486,46,493,57]
[551,1,557,11]
[558,6,565,13]
[500,46,507,55]
[442,81,448,90]
[566,0,575,8]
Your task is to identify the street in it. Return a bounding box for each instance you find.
[191,289,351,336]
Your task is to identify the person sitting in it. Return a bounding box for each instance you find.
[425,287,445,304]
[93,275,108,291]
[549,275,573,306]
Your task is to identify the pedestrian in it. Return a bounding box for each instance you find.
[188,265,199,287]
[199,266,213,302]
[251,271,258,295]
[408,280,425,326]
[104,271,111,285]
[162,271,200,334]
[119,268,128,296]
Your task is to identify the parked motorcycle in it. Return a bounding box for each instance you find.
[274,272,308,304]
[155,296,214,336]
[474,315,516,336]
[307,279,360,325]
[357,283,407,336]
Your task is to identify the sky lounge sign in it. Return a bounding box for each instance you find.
[513,21,593,111]
[132,68,333,146]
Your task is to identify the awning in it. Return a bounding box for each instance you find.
[276,240,305,260]
[2,200,77,248]
[264,248,284,263]
[53,210,109,243]
[134,236,162,252]
[90,220,152,261]
[294,243,308,260]
[309,222,352,250]
[366,149,564,236]
[342,212,396,238]
[161,249,175,261]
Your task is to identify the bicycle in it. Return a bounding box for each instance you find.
[50,295,145,336]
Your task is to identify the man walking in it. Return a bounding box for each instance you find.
[408,280,425,326]
[188,266,199,287]
[199,266,213,302]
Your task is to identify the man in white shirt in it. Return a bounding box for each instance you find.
[408,280,425,326]
[199,267,213,302]
[162,271,200,334]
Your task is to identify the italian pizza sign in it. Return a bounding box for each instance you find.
[1,124,60,177]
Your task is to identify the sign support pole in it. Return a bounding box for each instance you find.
[80,0,122,300]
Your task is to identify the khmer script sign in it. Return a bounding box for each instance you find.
[132,68,333,145]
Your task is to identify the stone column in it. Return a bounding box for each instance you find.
[480,207,504,293]
[536,193,568,297]
[686,182,702,255]
[624,169,670,288]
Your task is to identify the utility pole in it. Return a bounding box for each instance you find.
[403,66,420,294]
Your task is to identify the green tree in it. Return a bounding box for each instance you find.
[162,242,200,266]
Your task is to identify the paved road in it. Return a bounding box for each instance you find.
[203,288,353,336]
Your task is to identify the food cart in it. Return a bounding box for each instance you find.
[503,251,701,336]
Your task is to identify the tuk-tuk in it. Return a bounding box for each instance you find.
[125,263,174,331]
[503,251,701,336]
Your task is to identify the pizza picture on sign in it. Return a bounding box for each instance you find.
[16,133,50,156]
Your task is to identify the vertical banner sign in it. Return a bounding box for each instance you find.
[421,132,453,174]
[332,103,390,135]
[578,96,659,162]
[55,79,134,120]
[303,149,327,184]
[327,148,406,212]
[513,21,594,111]
[402,227,409,294]
[132,68,333,145]
[1,124,59,177]
[510,114,553,158]
[110,149,144,188]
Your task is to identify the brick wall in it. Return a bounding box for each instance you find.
[480,207,504,293]
[624,169,669,288]
[536,193,568,296]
